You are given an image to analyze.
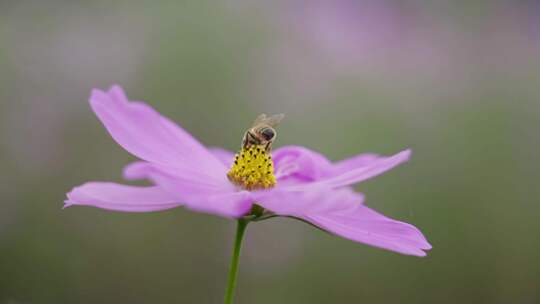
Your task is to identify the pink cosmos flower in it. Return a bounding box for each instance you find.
[65,85,431,257]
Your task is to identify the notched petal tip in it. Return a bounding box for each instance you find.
[400,148,412,161]
[89,88,107,104]
[108,84,124,92]
[62,200,74,209]
[108,84,129,103]
[89,85,127,107]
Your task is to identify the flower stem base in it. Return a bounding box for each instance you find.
[223,219,249,304]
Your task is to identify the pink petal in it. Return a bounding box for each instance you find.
[330,153,382,176]
[208,147,235,166]
[90,85,226,180]
[64,182,182,212]
[254,188,361,217]
[123,161,233,194]
[272,145,333,181]
[256,188,431,256]
[123,161,253,218]
[182,191,253,219]
[123,161,152,181]
[285,149,411,190]
[306,207,431,256]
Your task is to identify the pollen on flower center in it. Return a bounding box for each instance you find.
[227,145,276,190]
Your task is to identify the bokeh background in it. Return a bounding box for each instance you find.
[1,1,539,303]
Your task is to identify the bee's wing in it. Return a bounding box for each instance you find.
[252,114,268,127]
[251,113,284,128]
[263,113,285,127]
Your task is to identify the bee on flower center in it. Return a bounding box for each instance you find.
[242,113,284,152]
[228,114,284,190]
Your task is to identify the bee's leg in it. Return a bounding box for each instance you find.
[265,142,272,152]
[243,131,257,149]
[242,133,248,149]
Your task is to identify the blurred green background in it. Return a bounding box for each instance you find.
[1,1,539,303]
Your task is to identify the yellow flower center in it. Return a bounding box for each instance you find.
[227,145,276,190]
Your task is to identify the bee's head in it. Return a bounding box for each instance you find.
[259,127,275,141]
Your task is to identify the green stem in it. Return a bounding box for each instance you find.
[223,219,249,304]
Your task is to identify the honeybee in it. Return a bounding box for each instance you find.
[242,113,284,152]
